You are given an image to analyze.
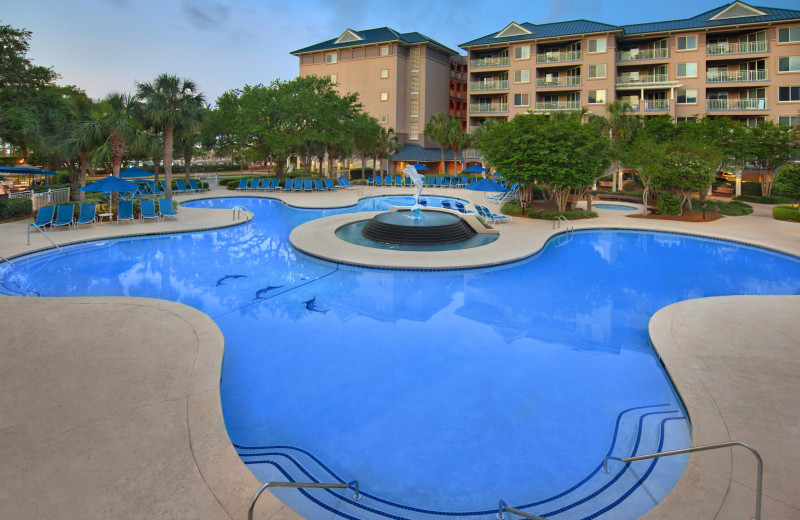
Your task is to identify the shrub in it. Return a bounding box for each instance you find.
[733,194,792,205]
[741,181,762,196]
[56,171,71,184]
[349,167,374,179]
[501,201,524,216]
[695,198,753,216]
[0,197,33,219]
[773,205,800,222]
[621,180,638,192]
[657,193,682,215]
[525,208,597,220]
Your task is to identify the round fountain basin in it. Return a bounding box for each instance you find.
[361,209,477,245]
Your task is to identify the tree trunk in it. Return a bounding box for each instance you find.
[163,123,174,198]
[152,156,161,183]
[185,155,192,181]
[440,148,445,175]
[78,151,89,203]
[361,152,366,179]
[451,147,458,177]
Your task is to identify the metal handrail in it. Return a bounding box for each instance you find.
[232,205,251,221]
[603,441,763,520]
[0,254,16,266]
[27,224,64,252]
[553,215,573,230]
[497,500,546,520]
[248,481,360,520]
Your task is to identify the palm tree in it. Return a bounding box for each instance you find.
[604,100,640,191]
[425,111,450,174]
[374,126,402,175]
[136,74,205,197]
[350,112,380,179]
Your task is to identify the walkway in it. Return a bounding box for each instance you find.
[0,184,798,519]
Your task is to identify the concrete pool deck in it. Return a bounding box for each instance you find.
[0,184,798,519]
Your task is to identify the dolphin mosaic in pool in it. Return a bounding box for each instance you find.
[216,274,246,286]
[302,297,329,314]
[254,286,284,300]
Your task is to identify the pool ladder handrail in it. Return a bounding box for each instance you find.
[603,441,763,520]
[0,254,16,266]
[497,500,546,520]
[27,223,64,253]
[248,481,360,520]
[552,215,574,247]
[233,205,251,221]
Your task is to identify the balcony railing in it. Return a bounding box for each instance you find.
[535,51,582,64]
[707,41,768,56]
[644,100,670,111]
[469,103,509,113]
[616,48,669,62]
[707,69,767,83]
[533,101,582,112]
[615,74,670,86]
[464,148,481,158]
[470,57,510,69]
[706,98,768,110]
[535,76,582,88]
[470,80,509,91]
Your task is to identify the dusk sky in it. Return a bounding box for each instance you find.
[5,0,800,105]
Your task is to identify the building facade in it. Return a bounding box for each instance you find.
[461,2,800,129]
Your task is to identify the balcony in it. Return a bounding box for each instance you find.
[644,100,670,111]
[469,103,509,114]
[615,74,671,86]
[535,76,582,88]
[535,50,582,64]
[470,57,510,69]
[707,41,768,56]
[533,101,582,112]
[706,69,767,83]
[616,48,669,62]
[470,79,509,91]
[706,98,767,111]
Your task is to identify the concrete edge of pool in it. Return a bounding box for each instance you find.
[1,187,799,519]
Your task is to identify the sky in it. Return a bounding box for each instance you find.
[4,0,800,106]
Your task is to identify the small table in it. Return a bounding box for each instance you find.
[98,213,113,224]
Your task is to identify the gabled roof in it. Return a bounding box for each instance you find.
[292,27,458,56]
[392,144,461,162]
[461,19,621,48]
[622,2,800,35]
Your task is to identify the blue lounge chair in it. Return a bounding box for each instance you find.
[264,179,280,191]
[292,179,303,191]
[367,176,374,185]
[188,179,207,192]
[394,175,402,186]
[404,176,411,187]
[139,199,159,222]
[303,179,313,192]
[29,205,55,231]
[476,204,511,224]
[279,178,292,191]
[176,180,193,193]
[441,200,454,210]
[234,178,249,190]
[313,179,324,191]
[434,177,443,187]
[75,203,97,228]
[255,178,271,190]
[117,200,134,224]
[158,198,177,220]
[419,198,428,206]
[248,178,261,190]
[52,204,75,230]
[453,201,475,214]
[324,179,339,190]
[375,175,384,187]
[146,182,164,196]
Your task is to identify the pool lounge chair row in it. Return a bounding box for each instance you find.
[436,200,511,223]
[366,175,473,188]
[29,199,179,231]
[121,180,207,200]
[117,199,178,223]
[234,177,356,192]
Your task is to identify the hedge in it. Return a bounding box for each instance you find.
[0,197,33,219]
[733,194,792,205]
[525,208,598,220]
[773,205,800,223]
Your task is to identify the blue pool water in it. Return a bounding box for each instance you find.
[593,204,637,211]
[3,195,800,520]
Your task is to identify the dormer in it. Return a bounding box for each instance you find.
[334,29,364,44]
[708,2,768,21]
[494,22,533,39]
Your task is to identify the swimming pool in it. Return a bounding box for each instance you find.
[593,203,637,211]
[2,195,800,520]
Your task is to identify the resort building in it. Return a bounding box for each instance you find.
[292,27,467,174]
[461,1,800,129]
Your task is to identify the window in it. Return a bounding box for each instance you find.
[513,93,529,106]
[778,57,800,72]
[677,89,697,104]
[410,121,419,140]
[380,114,388,124]
[514,45,530,59]
[410,76,419,94]
[381,46,389,55]
[779,116,799,127]
[676,117,697,123]
[410,47,420,72]
[325,53,337,64]
[588,90,606,104]
[380,91,389,102]
[514,70,530,83]
[410,99,419,117]
[778,27,800,43]
[676,63,697,77]
[588,38,606,53]
[588,64,606,78]
[676,35,697,50]
[380,69,389,78]
[779,86,800,101]
[325,74,337,84]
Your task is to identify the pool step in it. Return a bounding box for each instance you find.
[238,404,689,520]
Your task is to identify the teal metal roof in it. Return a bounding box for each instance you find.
[392,144,461,162]
[623,3,800,35]
[292,27,458,56]
[461,20,621,48]
[459,3,800,49]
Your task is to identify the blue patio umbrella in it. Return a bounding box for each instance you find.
[412,163,429,171]
[79,175,141,212]
[120,167,153,178]
[463,178,508,192]
[462,164,489,173]
[492,172,503,178]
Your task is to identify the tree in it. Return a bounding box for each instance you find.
[772,165,800,206]
[425,112,450,173]
[58,91,100,201]
[82,93,146,179]
[602,101,641,191]
[652,130,721,214]
[350,112,380,179]
[136,74,205,197]
[480,112,611,211]
[737,121,798,196]
[374,126,402,175]
[621,115,676,213]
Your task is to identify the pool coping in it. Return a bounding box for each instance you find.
[1,186,799,519]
